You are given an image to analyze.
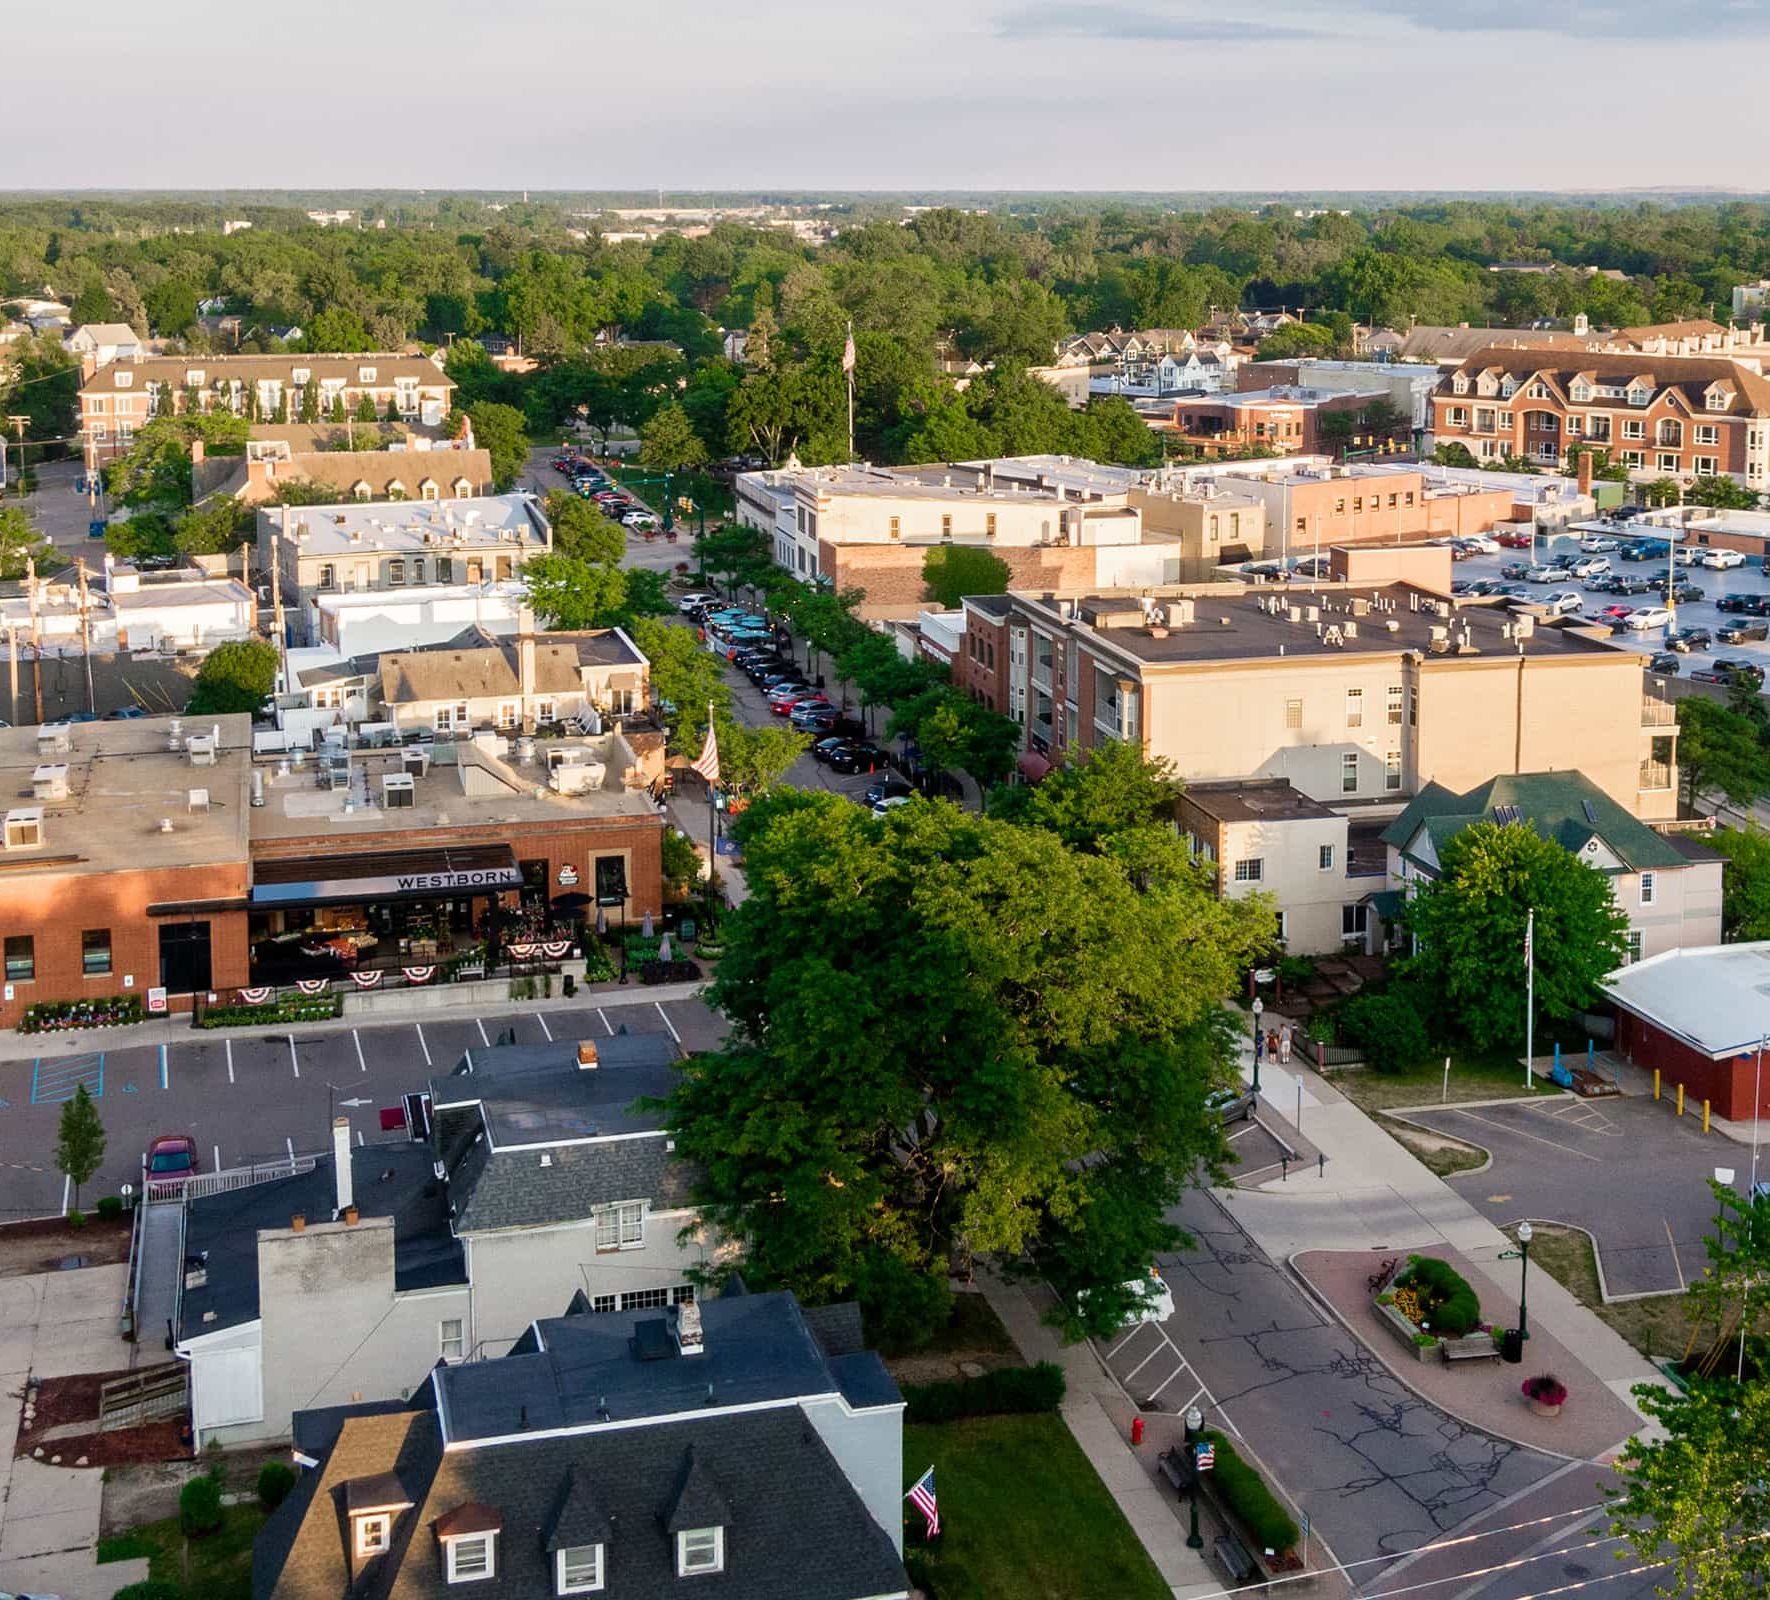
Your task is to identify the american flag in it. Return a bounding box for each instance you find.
[690,710,720,785]
[842,324,856,375]
[1194,1440,1216,1472]
[905,1465,939,1538]
[1523,909,1533,969]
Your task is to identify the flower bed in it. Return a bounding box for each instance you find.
[20,996,144,1033]
[196,995,341,1029]
[1195,1430,1300,1562]
[1374,1254,1491,1362]
[637,958,700,986]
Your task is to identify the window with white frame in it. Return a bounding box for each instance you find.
[1625,930,1644,964]
[1341,752,1358,794]
[1384,749,1402,791]
[355,1515,391,1558]
[1694,457,1719,476]
[591,1293,617,1312]
[556,1544,604,1594]
[1706,389,1730,410]
[445,1533,495,1582]
[1343,904,1369,937]
[1565,416,1582,436]
[496,702,519,729]
[359,366,377,382]
[1345,688,1363,728]
[1318,844,1334,871]
[536,699,555,724]
[1658,453,1679,472]
[388,558,405,585]
[318,563,336,589]
[677,1528,724,1576]
[185,369,205,386]
[1232,859,1263,883]
[1284,697,1302,730]
[1386,685,1403,725]
[1640,872,1656,906]
[292,367,311,384]
[594,1201,643,1251]
[1623,450,1645,467]
[1696,424,1720,445]
[440,1318,464,1360]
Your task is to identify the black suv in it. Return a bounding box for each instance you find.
[1718,618,1770,645]
[1646,652,1680,675]
[1666,627,1713,653]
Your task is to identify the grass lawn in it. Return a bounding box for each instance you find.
[1331,1054,1558,1117]
[1377,1114,1487,1177]
[1500,1222,1705,1365]
[98,1502,265,1600]
[881,1292,1017,1361]
[903,1414,1169,1600]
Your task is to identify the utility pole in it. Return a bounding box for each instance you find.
[5,623,16,726]
[25,557,43,725]
[76,558,95,716]
[269,530,289,695]
[4,415,30,497]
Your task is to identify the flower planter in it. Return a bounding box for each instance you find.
[1527,1397,1563,1417]
[1372,1296,1440,1363]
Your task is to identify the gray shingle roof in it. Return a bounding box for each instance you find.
[664,1446,733,1531]
[450,1132,693,1233]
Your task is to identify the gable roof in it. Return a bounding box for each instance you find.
[378,639,583,704]
[82,350,450,396]
[1380,771,1689,873]
[1437,347,1770,414]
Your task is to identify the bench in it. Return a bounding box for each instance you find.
[1442,1338,1502,1366]
[1157,1448,1190,1493]
[1213,1535,1258,1584]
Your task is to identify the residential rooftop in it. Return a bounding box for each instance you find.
[80,349,450,395]
[1181,777,1340,825]
[1008,583,1621,667]
[0,714,252,878]
[1602,941,1770,1058]
[261,493,549,558]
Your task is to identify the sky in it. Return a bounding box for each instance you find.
[9,0,1770,192]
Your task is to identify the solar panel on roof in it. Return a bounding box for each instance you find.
[1582,800,1599,824]
[1492,804,1521,825]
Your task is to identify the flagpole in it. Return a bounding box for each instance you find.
[1524,906,1535,1091]
[706,701,718,928]
[845,320,855,462]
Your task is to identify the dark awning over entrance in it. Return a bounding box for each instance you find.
[250,845,522,909]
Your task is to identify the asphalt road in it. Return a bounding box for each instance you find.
[1103,1188,1563,1582]
[1401,1095,1724,1297]
[0,992,724,1220]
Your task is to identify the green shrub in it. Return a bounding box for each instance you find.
[580,943,614,983]
[1339,988,1430,1074]
[111,1583,184,1600]
[97,1195,124,1220]
[67,1209,88,1229]
[96,1531,155,1563]
[1202,1430,1300,1552]
[257,1459,296,1512]
[179,1473,223,1536]
[1397,1254,1482,1337]
[902,1362,1065,1424]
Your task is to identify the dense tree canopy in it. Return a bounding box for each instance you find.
[186,638,278,716]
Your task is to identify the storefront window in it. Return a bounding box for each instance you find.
[82,929,112,976]
[5,935,35,982]
[594,856,628,906]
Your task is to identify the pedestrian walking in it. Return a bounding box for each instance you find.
[1278,1026,1292,1066]
[1254,1028,1265,1064]
[1266,1029,1279,1063]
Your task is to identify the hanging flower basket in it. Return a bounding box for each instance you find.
[1522,1374,1567,1416]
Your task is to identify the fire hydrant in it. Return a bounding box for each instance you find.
[1130,1415,1145,1447]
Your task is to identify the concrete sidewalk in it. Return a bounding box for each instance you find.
[1225,1024,1665,1429]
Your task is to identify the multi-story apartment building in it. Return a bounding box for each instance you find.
[78,350,454,461]
[966,581,1679,822]
[1429,347,1770,489]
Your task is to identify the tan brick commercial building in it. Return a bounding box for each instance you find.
[978,582,1678,821]
[1429,347,1770,489]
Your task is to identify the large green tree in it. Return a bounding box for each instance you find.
[666,790,1270,1345]
[639,401,708,471]
[467,401,530,490]
[1678,696,1770,811]
[1717,824,1770,941]
[545,491,625,566]
[186,639,279,716]
[628,617,731,747]
[888,686,1021,787]
[0,506,50,581]
[921,545,1010,610]
[143,278,199,336]
[1398,820,1629,1051]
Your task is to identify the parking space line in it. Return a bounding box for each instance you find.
[1145,1367,1194,1404]
[213,1143,221,1170]
[1106,1322,1155,1360]
[536,1012,553,1041]
[597,1008,613,1035]
[225,1038,235,1084]
[159,1044,168,1091]
[655,1003,681,1044]
[1122,1344,1170,1384]
[286,1137,294,1160]
[415,1023,432,1067]
[288,1035,299,1077]
[1447,1107,1599,1160]
[475,1018,490,1047]
[1665,1218,1685,1289]
[353,1029,367,1073]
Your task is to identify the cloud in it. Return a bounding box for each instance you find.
[997,2,1321,41]
[1358,0,1770,38]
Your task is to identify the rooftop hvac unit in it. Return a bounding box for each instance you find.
[382,773,416,808]
[186,734,216,766]
[31,763,68,801]
[37,724,71,755]
[188,788,209,813]
[402,748,430,777]
[4,807,44,849]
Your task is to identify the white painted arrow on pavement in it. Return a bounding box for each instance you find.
[336,1096,373,1109]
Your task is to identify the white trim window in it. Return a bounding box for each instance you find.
[556,1544,605,1594]
[1345,688,1363,728]
[677,1527,724,1576]
[439,1318,464,1360]
[355,1515,391,1558]
[1341,752,1359,794]
[1625,930,1644,964]
[1384,749,1403,792]
[1639,872,1656,907]
[496,701,519,729]
[1232,858,1264,883]
[444,1533,496,1583]
[1318,844,1334,871]
[594,1201,644,1252]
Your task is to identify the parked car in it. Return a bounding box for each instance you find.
[1612,574,1656,595]
[1665,626,1712,652]
[1579,535,1619,553]
[864,774,914,806]
[1569,555,1612,578]
[1493,583,1530,600]
[103,705,147,720]
[1079,1271,1175,1330]
[1496,530,1534,549]
[1541,590,1584,616]
[827,741,887,774]
[1700,658,1766,689]
[1696,547,1747,569]
[676,591,718,614]
[1524,565,1558,583]
[1584,574,1622,594]
[1619,538,1669,561]
[1499,562,1532,581]
[1206,1086,1256,1124]
[768,685,823,714]
[788,699,837,728]
[1647,652,1681,675]
[1716,593,1763,613]
[1625,607,1674,631]
[145,1134,199,1185]
[872,793,915,818]
[1596,604,1635,623]
[1718,618,1770,645]
[811,736,851,764]
[1459,533,1501,554]
[1668,581,1706,604]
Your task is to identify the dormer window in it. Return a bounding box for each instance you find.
[1500,378,1518,397]
[677,1527,724,1576]
[353,482,372,501]
[445,1533,495,1582]
[556,1544,605,1594]
[1450,372,1468,394]
[1706,388,1731,411]
[292,366,312,384]
[115,371,133,388]
[359,365,377,382]
[1569,381,1591,403]
[185,369,205,386]
[355,1515,391,1558]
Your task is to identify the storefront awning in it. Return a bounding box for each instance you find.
[1017,751,1053,783]
[251,845,522,909]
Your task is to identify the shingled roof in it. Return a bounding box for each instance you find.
[1441,346,1770,414]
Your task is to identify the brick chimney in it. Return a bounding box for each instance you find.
[1576,450,1594,497]
[190,438,205,466]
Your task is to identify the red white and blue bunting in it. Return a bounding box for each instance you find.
[237,987,274,1006]
[351,970,383,989]
[296,978,331,996]
[402,966,438,985]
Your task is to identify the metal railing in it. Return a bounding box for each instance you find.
[144,1154,318,1206]
[1642,698,1678,728]
[1639,759,1673,791]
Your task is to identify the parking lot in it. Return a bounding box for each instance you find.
[1398,1093,1724,1297]
[0,991,726,1221]
[1449,528,1770,687]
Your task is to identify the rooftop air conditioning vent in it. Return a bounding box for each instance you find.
[31,764,69,801]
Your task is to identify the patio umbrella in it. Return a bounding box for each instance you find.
[657,932,673,962]
[595,906,607,936]
[642,909,654,938]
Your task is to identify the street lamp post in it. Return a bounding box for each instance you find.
[1515,1220,1532,1342]
[1251,996,1265,1095]
[1183,1404,1205,1550]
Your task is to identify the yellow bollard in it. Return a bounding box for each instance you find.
[1703,1099,1711,1134]
[1676,1082,1685,1117]
[1654,1068,1662,1100]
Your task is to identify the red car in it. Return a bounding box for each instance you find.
[1496,530,1534,548]
[145,1134,199,1184]
[1597,604,1635,622]
[766,684,819,714]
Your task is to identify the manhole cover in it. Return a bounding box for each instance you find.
[56,1255,88,1270]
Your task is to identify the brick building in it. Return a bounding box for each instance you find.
[1164,387,1396,458]
[1429,347,1770,489]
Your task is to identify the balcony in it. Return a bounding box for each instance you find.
[1639,759,1673,792]
[1641,697,1678,729]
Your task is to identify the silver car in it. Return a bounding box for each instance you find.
[1207,1086,1256,1124]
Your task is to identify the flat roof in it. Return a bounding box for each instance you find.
[1010,584,1621,667]
[1603,941,1770,1058]
[0,714,252,878]
[1181,778,1340,824]
[262,494,547,558]
[247,736,659,843]
[429,1033,681,1147]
